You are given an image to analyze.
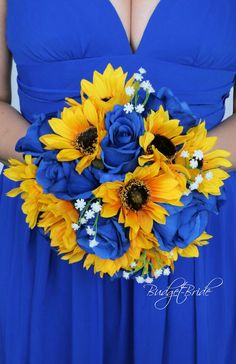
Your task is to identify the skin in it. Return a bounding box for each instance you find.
[0,0,29,163]
[0,0,235,168]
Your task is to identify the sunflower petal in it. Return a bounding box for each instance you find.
[40,134,73,149]
[57,149,82,161]
[101,203,120,218]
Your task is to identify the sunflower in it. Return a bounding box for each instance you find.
[40,99,106,174]
[4,155,86,259]
[80,63,134,114]
[4,155,56,228]
[169,231,212,260]
[9,179,45,228]
[138,106,191,192]
[93,162,183,237]
[175,122,232,196]
[139,106,190,166]
[38,199,82,253]
[3,155,37,182]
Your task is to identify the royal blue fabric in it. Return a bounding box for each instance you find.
[1,0,236,363]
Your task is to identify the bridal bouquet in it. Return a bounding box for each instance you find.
[4,64,232,282]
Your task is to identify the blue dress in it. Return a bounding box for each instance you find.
[1,0,236,363]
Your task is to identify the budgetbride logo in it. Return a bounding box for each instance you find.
[143,277,224,310]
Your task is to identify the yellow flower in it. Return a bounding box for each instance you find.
[5,155,85,257]
[38,199,83,254]
[80,63,133,113]
[176,122,232,196]
[139,106,189,166]
[4,156,51,228]
[16,179,47,228]
[40,99,106,174]
[94,162,183,237]
[3,155,37,181]
[138,107,191,192]
[170,231,212,260]
[4,156,80,243]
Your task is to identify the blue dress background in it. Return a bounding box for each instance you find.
[0,0,236,363]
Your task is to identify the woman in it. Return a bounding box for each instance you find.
[0,0,236,363]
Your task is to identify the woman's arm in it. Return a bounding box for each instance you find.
[0,0,29,164]
[208,84,236,169]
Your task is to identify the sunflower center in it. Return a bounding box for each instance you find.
[120,179,150,211]
[75,127,98,155]
[147,134,176,159]
[101,96,112,102]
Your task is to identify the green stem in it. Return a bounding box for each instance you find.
[132,81,140,106]
[142,92,150,107]
[78,196,99,222]
[93,210,100,229]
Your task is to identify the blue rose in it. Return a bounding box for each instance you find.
[15,111,59,157]
[100,105,144,174]
[91,167,125,183]
[153,191,225,252]
[156,87,198,132]
[36,152,99,200]
[77,216,130,260]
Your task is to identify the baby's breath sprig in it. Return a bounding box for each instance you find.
[122,248,173,283]
[71,197,102,240]
[124,67,155,114]
[180,148,210,193]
